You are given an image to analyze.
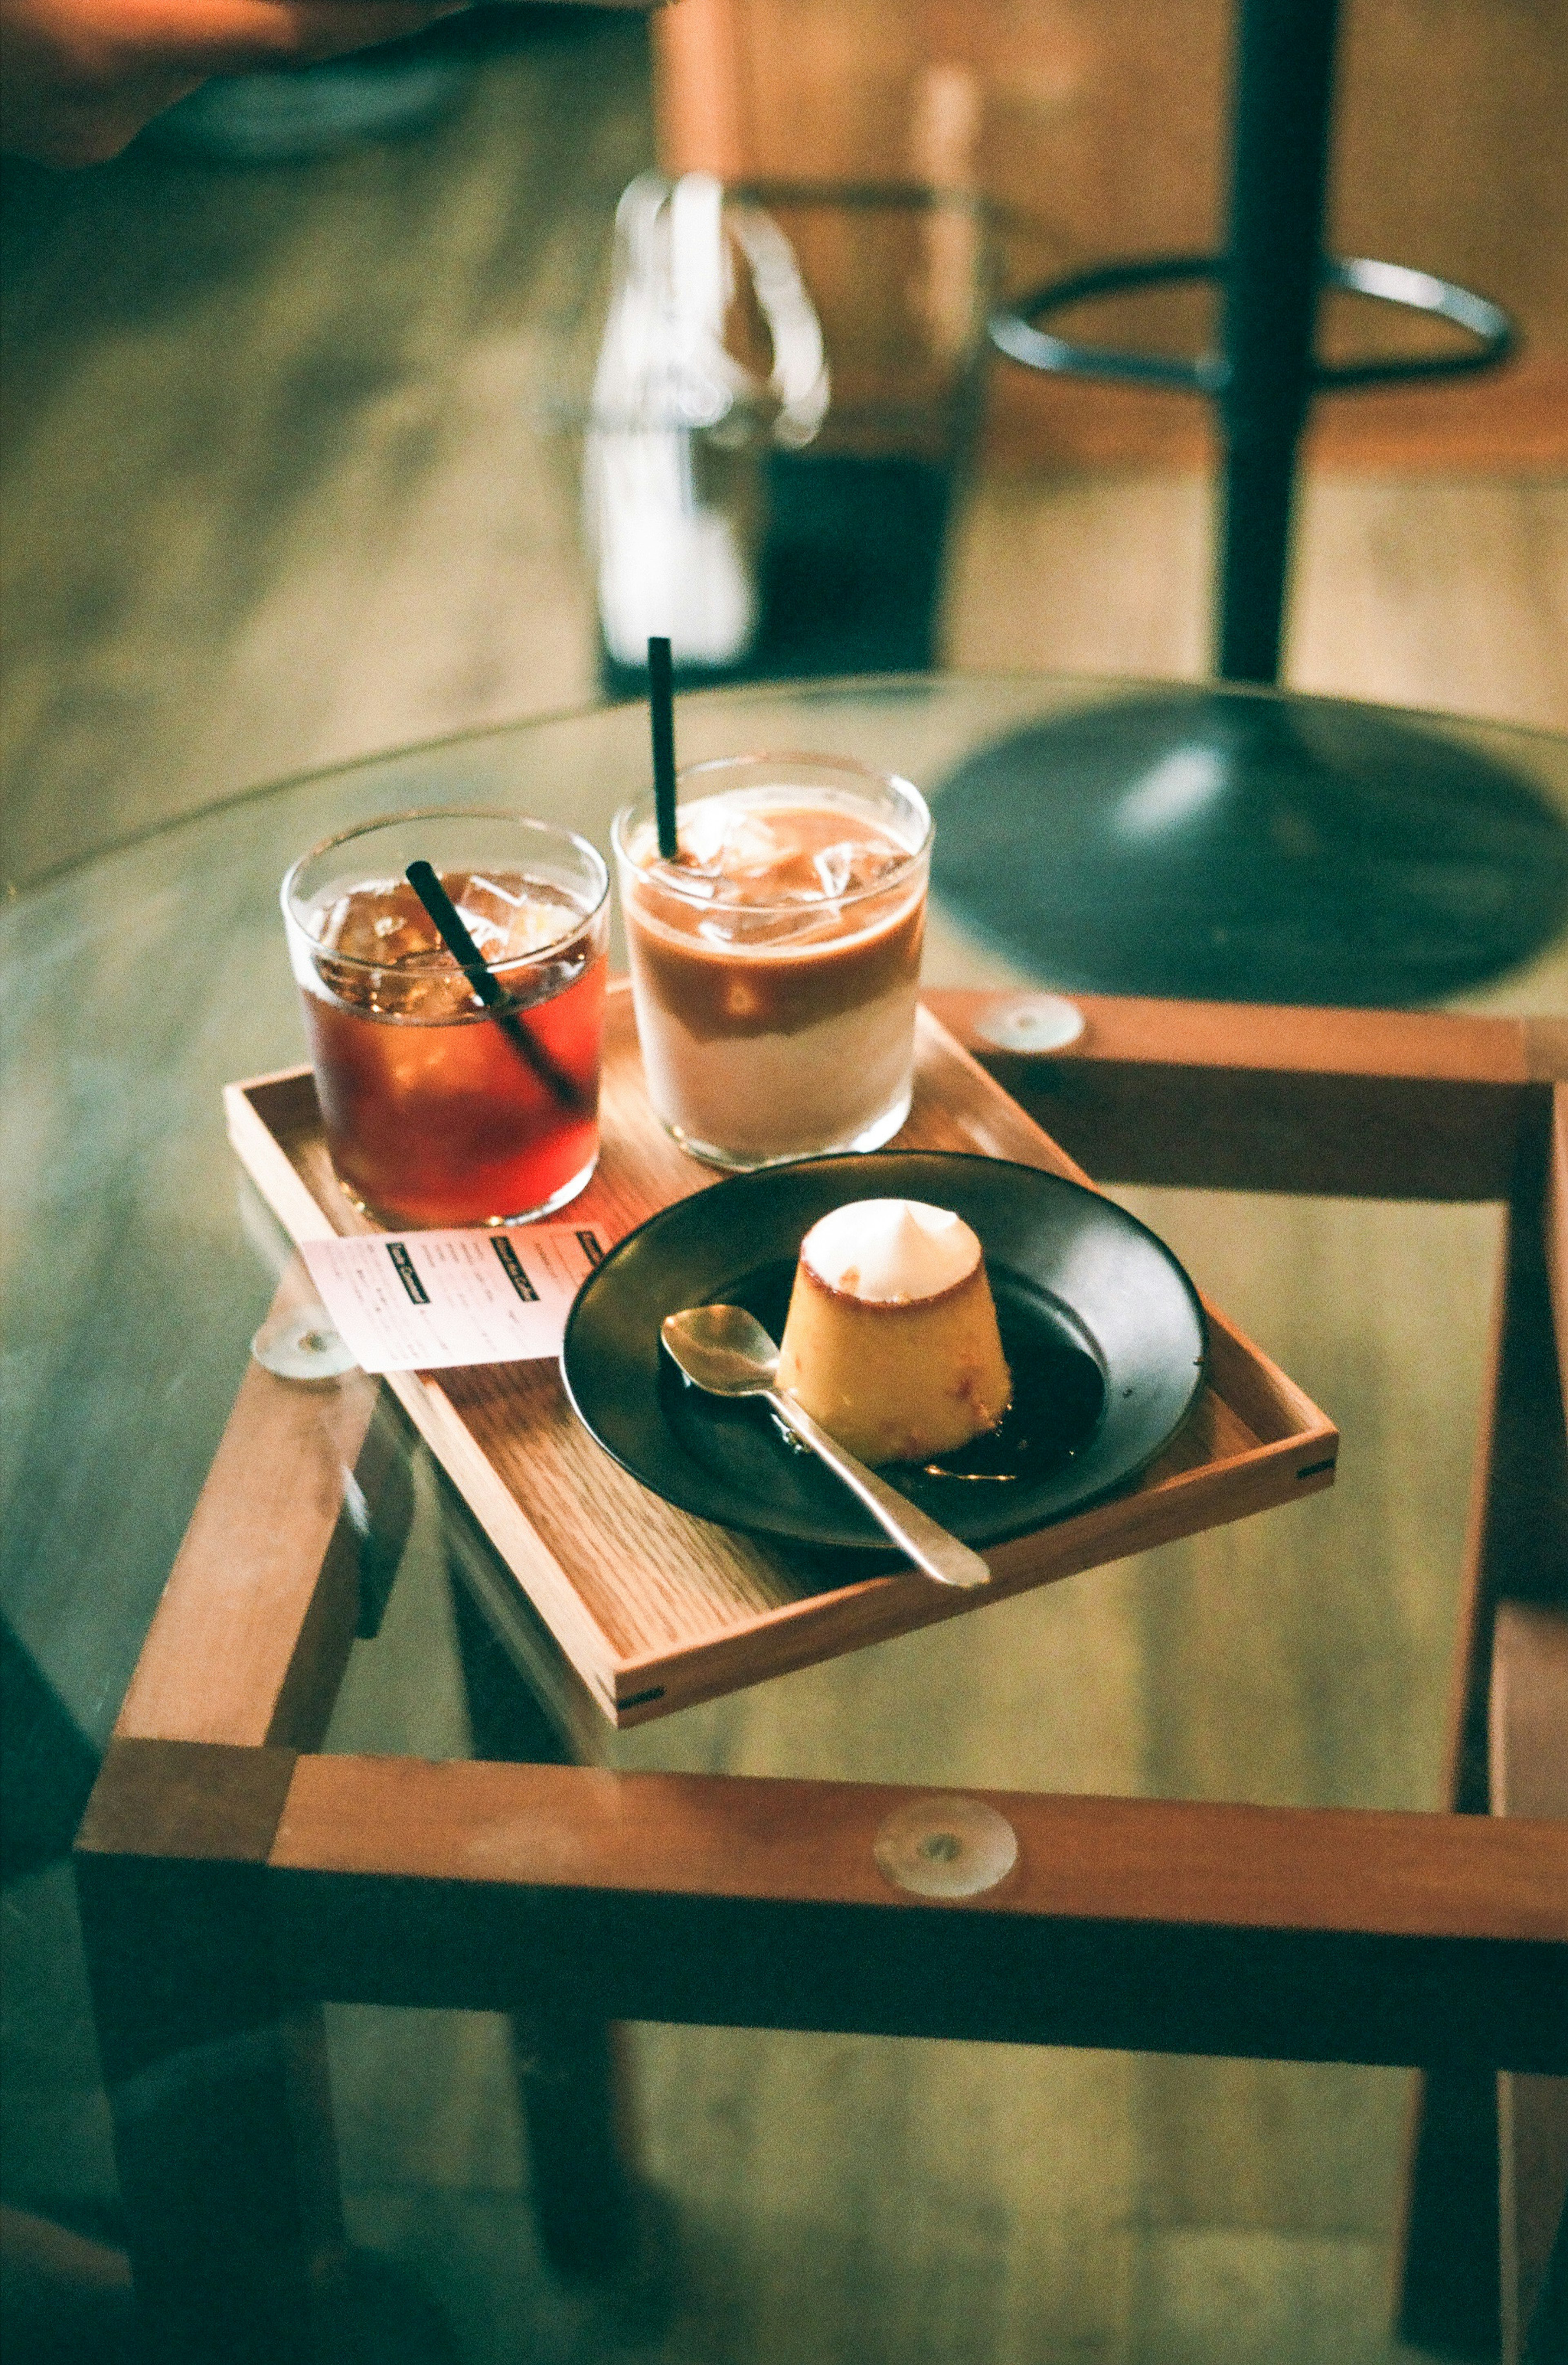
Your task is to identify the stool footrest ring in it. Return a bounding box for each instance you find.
[989,251,1514,393]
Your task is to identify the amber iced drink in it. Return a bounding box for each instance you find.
[613,756,931,1168]
[283,813,609,1228]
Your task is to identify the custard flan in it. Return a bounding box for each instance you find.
[775,1198,1011,1463]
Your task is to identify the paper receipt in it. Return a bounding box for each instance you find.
[298,1225,609,1374]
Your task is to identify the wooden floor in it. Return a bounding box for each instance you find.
[2,19,1565,2365]
[947,474,1568,742]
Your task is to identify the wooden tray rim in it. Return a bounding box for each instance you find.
[223,1004,1337,1724]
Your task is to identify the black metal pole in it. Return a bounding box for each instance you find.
[942,0,1561,1007]
[1218,0,1341,683]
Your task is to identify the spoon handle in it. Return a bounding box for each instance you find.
[765,1390,991,1590]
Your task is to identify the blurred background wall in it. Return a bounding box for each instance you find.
[3,0,1564,894]
[657,0,1568,470]
[2,1,1564,896]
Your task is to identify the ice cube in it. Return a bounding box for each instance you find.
[316,879,443,969]
[448,872,573,963]
[666,807,728,875]
[376,965,477,1023]
[674,836,727,881]
[812,841,858,899]
[672,868,718,901]
[309,875,523,1020]
[716,811,789,882]
[835,837,906,896]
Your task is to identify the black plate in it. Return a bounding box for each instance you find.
[559,1151,1207,1555]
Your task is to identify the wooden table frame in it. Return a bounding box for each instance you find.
[73,992,1568,2365]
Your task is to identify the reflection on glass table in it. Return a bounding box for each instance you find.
[4,675,1566,2365]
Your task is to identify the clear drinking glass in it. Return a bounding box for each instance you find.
[283,811,609,1228]
[613,753,931,1169]
[555,175,995,694]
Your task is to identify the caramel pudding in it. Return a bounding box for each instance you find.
[776,1198,1012,1463]
[615,769,929,1167]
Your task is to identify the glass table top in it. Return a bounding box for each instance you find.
[6,670,1564,2365]
[3,670,1565,1801]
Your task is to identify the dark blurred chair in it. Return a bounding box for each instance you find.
[0,1628,133,2363]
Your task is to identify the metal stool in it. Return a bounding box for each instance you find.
[931,0,1568,1004]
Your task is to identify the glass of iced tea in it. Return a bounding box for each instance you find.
[612,754,931,1169]
[282,811,609,1228]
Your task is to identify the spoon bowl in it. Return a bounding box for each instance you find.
[660,1304,782,1397]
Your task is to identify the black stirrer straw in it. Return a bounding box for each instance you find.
[648,635,679,861]
[404,861,588,1117]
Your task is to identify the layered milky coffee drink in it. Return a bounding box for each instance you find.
[613,755,931,1168]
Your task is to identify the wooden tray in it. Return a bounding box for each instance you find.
[225,988,1337,1726]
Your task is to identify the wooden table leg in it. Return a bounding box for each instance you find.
[445,1537,640,2280]
[1399,2076,1501,2360]
[75,1741,349,2365]
[1398,1102,1568,2361]
[1491,1605,1568,2365]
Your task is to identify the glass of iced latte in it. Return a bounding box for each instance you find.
[612,754,931,1168]
[283,811,609,1228]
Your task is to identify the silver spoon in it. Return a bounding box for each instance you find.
[661,1304,991,1590]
